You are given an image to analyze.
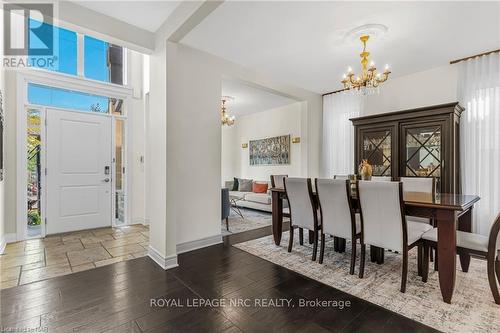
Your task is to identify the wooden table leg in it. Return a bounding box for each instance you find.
[458,207,472,272]
[370,246,378,263]
[338,238,346,253]
[308,230,314,244]
[334,237,339,252]
[272,191,283,246]
[437,209,457,304]
[376,247,384,264]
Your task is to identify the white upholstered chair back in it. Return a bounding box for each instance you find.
[271,175,288,188]
[400,177,434,194]
[333,175,349,180]
[371,176,392,181]
[358,181,406,252]
[284,178,316,230]
[316,179,353,239]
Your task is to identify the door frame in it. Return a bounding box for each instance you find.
[16,70,134,240]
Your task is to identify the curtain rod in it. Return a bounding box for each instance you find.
[322,88,348,97]
[450,49,500,65]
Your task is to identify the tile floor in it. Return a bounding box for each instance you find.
[0,224,149,289]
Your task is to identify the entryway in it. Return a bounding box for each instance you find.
[46,108,112,234]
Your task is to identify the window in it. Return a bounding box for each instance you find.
[27,20,125,84]
[27,108,42,237]
[84,36,124,85]
[29,20,77,75]
[28,84,123,114]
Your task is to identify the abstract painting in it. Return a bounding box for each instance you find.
[249,135,290,166]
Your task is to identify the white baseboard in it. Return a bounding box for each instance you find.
[148,245,178,270]
[0,233,17,254]
[132,217,148,226]
[176,234,222,254]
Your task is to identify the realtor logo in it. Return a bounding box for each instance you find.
[3,3,54,56]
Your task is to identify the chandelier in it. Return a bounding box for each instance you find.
[341,35,391,93]
[221,96,235,126]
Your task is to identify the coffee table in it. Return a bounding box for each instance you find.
[229,194,245,219]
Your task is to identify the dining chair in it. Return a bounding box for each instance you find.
[371,176,392,181]
[270,175,288,188]
[284,178,320,261]
[357,180,433,292]
[400,177,437,262]
[422,213,500,304]
[316,179,361,274]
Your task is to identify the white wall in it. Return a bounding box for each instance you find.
[222,102,304,182]
[363,65,458,115]
[0,10,5,251]
[153,41,321,254]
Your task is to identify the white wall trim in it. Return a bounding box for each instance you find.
[176,234,222,254]
[148,245,178,270]
[0,233,18,254]
[132,217,148,225]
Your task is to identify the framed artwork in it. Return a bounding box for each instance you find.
[0,89,3,181]
[249,135,290,166]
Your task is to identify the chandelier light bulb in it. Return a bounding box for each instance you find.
[348,66,353,73]
[385,64,390,70]
[370,61,375,67]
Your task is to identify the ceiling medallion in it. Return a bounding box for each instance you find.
[221,96,235,126]
[341,24,391,95]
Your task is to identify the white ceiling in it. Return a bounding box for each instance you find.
[222,79,297,116]
[182,1,500,94]
[74,1,180,32]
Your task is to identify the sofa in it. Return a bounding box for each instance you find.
[224,179,288,213]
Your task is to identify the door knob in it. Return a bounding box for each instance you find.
[103,178,110,182]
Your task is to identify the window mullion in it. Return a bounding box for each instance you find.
[77,33,84,77]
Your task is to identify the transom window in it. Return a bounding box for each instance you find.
[28,20,125,85]
[28,84,123,114]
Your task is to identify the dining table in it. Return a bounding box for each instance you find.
[270,186,480,304]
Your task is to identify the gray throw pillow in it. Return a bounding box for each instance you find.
[238,178,253,192]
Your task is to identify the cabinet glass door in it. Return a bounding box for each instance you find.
[405,125,442,186]
[361,129,392,176]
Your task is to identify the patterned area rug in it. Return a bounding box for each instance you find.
[221,208,273,236]
[234,230,500,333]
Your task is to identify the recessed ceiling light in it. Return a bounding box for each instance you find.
[343,24,389,44]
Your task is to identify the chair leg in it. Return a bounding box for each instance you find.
[401,249,408,293]
[225,218,229,231]
[350,238,357,275]
[487,254,500,304]
[319,233,325,264]
[430,248,434,262]
[288,226,294,252]
[422,245,429,283]
[312,230,318,261]
[299,228,304,245]
[417,245,423,277]
[434,248,439,271]
[359,243,366,278]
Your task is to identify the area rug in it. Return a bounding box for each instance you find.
[221,208,273,236]
[234,231,500,333]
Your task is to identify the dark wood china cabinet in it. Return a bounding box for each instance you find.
[350,103,464,194]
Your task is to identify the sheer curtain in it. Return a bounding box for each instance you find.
[458,53,500,235]
[321,93,364,177]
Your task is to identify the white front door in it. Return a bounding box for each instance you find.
[46,108,112,234]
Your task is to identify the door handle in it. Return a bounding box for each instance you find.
[103,178,110,183]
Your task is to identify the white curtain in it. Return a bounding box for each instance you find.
[322,93,364,177]
[458,53,500,235]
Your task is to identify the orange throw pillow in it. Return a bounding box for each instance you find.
[252,182,269,193]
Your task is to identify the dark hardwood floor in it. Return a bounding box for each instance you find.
[1,227,438,333]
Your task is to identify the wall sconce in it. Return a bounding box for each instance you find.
[241,143,248,148]
[292,137,301,143]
